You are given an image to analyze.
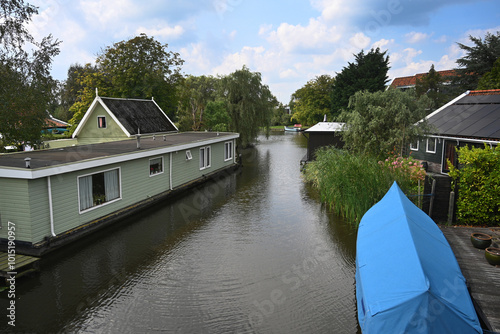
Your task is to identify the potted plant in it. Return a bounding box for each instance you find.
[470,232,492,249]
[485,247,500,266]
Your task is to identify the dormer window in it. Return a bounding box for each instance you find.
[97,116,107,128]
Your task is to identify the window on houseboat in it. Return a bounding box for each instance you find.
[79,168,120,212]
[224,141,233,161]
[410,140,419,151]
[97,116,106,128]
[150,157,163,176]
[200,146,211,170]
[426,138,436,153]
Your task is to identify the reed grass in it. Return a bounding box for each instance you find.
[303,147,417,225]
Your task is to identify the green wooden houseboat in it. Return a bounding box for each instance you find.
[0,96,239,255]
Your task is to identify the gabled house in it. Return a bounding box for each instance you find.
[390,69,457,91]
[1,95,239,256]
[410,89,500,174]
[72,96,178,144]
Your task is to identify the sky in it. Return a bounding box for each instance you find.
[28,0,500,104]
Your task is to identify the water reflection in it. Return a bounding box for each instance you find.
[1,131,360,333]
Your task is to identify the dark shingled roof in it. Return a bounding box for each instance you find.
[101,98,177,135]
[426,89,500,139]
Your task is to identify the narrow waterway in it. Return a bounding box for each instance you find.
[1,132,360,333]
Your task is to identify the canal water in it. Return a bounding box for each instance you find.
[1,132,360,333]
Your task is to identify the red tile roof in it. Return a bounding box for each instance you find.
[390,69,458,88]
[468,89,500,96]
[45,118,69,128]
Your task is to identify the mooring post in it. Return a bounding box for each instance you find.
[447,191,455,225]
[428,179,436,218]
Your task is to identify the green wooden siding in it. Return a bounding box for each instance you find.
[76,104,128,145]
[28,178,51,243]
[0,178,32,241]
[171,140,235,188]
[1,139,236,245]
[410,138,443,164]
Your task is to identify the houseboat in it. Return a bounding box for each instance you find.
[0,96,239,256]
[411,89,500,174]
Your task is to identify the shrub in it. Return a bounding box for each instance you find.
[448,144,500,226]
[304,147,424,225]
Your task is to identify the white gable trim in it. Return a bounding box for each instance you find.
[151,98,179,132]
[72,97,132,138]
[416,91,470,125]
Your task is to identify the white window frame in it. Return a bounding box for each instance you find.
[199,146,211,170]
[186,150,193,160]
[410,140,419,151]
[77,167,122,214]
[97,115,107,128]
[426,138,437,153]
[224,141,233,161]
[149,156,164,176]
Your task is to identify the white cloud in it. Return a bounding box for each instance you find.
[311,0,360,22]
[266,18,342,53]
[405,31,429,44]
[180,42,213,74]
[80,0,140,30]
[372,38,394,50]
[350,32,371,49]
[433,35,447,43]
[258,24,273,36]
[136,24,185,39]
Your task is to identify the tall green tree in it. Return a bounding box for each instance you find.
[96,33,184,117]
[331,48,390,118]
[67,63,112,132]
[220,66,277,147]
[290,74,334,125]
[455,32,500,89]
[0,0,60,149]
[203,100,230,132]
[477,57,500,90]
[176,75,218,131]
[54,63,96,121]
[68,34,184,131]
[339,89,432,160]
[415,64,451,110]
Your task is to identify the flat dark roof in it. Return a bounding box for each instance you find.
[0,132,237,170]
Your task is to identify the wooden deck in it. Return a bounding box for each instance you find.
[0,252,40,283]
[440,226,500,332]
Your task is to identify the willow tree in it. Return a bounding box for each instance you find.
[220,66,277,147]
[340,89,432,160]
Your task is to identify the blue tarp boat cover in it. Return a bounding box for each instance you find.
[356,182,483,333]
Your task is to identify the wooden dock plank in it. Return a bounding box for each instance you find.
[0,252,40,279]
[441,226,500,332]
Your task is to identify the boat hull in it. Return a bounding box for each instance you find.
[355,182,482,333]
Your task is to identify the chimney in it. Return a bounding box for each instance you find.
[136,135,141,149]
[25,157,31,168]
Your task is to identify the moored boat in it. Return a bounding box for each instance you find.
[355,182,482,333]
[284,124,302,132]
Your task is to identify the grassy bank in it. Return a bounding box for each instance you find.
[303,147,423,225]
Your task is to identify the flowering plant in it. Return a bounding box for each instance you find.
[379,155,426,182]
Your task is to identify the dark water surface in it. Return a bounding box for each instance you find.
[1,132,360,333]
